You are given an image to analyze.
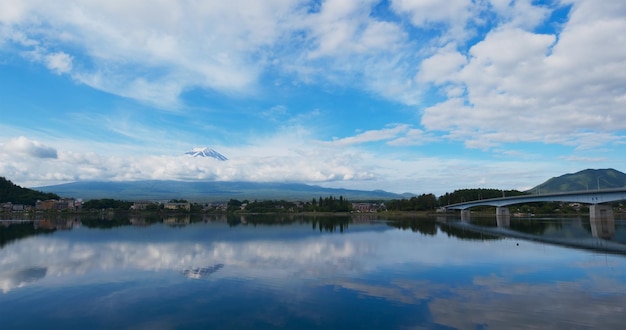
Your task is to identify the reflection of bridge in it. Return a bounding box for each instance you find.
[444,188,626,222]
[442,219,626,255]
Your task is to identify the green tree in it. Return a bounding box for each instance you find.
[83,199,133,210]
[227,199,243,212]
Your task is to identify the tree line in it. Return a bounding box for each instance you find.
[385,189,528,212]
[5,176,583,215]
[227,195,353,213]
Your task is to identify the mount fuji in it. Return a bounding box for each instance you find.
[184,147,228,161]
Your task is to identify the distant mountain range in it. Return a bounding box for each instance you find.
[36,181,413,202]
[28,168,626,202]
[184,147,227,161]
[529,168,626,194]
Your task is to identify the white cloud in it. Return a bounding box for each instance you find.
[417,46,467,85]
[1,120,610,194]
[3,136,58,159]
[387,128,437,146]
[19,45,73,75]
[1,0,625,193]
[0,129,378,188]
[44,51,72,74]
[0,0,303,107]
[420,1,626,149]
[304,0,403,58]
[328,124,438,147]
[0,130,551,195]
[489,0,552,30]
[0,0,424,108]
[390,0,476,42]
[285,0,420,105]
[330,125,410,146]
[0,0,31,24]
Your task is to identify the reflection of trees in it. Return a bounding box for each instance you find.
[82,213,198,228]
[437,223,501,241]
[509,219,559,235]
[0,222,55,247]
[81,216,131,229]
[1,213,368,234]
[387,219,437,236]
[163,215,191,226]
[224,214,353,233]
[226,214,300,226]
[310,216,351,233]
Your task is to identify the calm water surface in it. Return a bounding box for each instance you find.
[1,215,626,329]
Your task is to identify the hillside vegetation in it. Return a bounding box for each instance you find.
[0,177,60,205]
[529,168,626,193]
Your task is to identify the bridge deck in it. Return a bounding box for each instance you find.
[445,188,626,210]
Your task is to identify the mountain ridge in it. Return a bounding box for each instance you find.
[184,147,228,161]
[31,168,626,202]
[528,168,626,194]
[35,180,413,202]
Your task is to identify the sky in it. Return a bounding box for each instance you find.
[0,0,625,196]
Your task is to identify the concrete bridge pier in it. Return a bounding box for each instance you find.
[589,204,615,239]
[496,207,510,227]
[461,209,471,222]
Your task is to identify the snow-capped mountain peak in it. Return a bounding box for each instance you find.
[184,147,228,161]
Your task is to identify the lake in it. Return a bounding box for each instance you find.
[1,214,626,329]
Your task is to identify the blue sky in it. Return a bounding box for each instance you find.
[1,0,625,195]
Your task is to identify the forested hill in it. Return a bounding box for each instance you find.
[0,177,60,205]
[529,168,626,193]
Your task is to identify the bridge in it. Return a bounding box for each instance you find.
[444,188,626,221]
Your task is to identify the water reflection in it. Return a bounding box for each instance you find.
[1,266,47,292]
[0,216,388,293]
[591,217,615,239]
[181,264,224,279]
[2,215,626,328]
[441,214,626,255]
[0,221,55,248]
[496,213,510,227]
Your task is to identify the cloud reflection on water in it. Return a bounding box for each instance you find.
[2,221,626,328]
[0,221,610,293]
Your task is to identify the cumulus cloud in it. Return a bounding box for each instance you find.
[0,0,300,107]
[417,46,467,85]
[4,0,619,151]
[1,0,624,192]
[0,126,573,194]
[420,1,626,149]
[3,136,58,159]
[0,130,378,187]
[0,0,422,107]
[304,0,403,58]
[488,0,552,30]
[391,0,476,42]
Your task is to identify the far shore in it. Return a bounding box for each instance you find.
[4,209,622,220]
